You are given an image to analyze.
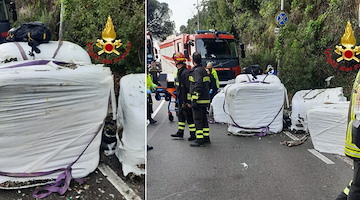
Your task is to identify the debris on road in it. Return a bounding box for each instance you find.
[280,134,309,147]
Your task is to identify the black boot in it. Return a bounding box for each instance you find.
[149,118,157,124]
[190,138,205,147]
[204,136,211,144]
[188,132,196,141]
[171,131,184,138]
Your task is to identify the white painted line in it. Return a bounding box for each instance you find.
[284,131,299,141]
[98,164,142,200]
[152,100,165,118]
[308,149,335,164]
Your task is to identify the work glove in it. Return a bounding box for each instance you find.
[147,89,152,94]
[191,101,198,109]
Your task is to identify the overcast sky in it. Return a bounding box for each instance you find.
[159,0,202,33]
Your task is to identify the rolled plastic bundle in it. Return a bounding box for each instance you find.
[0,60,113,184]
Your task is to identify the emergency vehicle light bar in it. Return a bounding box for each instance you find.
[195,30,230,35]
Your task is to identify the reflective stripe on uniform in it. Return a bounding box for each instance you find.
[187,93,191,100]
[192,95,199,100]
[203,76,210,82]
[178,122,185,130]
[189,124,196,132]
[343,181,352,195]
[203,127,210,136]
[197,99,210,104]
[189,76,194,82]
[196,130,204,138]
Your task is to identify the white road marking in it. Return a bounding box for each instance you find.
[98,164,142,200]
[152,100,165,118]
[283,131,299,141]
[308,149,335,164]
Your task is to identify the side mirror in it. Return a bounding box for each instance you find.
[240,43,245,58]
[10,2,17,22]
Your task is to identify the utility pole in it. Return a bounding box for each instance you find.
[59,0,64,40]
[197,0,200,30]
[277,0,284,77]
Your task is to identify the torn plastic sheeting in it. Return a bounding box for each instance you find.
[307,102,349,156]
[226,80,286,135]
[290,87,347,132]
[0,41,91,64]
[116,74,145,176]
[0,61,114,184]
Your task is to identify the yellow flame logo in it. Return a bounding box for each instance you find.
[96,16,122,55]
[335,21,360,62]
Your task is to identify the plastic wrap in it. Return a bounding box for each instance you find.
[290,87,347,132]
[225,81,286,135]
[235,74,282,84]
[307,102,349,155]
[0,60,113,184]
[211,90,228,123]
[0,41,91,64]
[116,74,145,176]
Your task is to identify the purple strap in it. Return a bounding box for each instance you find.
[2,60,69,69]
[0,123,103,199]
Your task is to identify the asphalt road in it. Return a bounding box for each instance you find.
[147,98,353,200]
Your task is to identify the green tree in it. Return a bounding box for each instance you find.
[12,0,144,74]
[147,0,175,41]
[184,0,360,97]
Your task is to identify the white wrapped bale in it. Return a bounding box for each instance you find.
[307,102,349,156]
[0,60,113,184]
[226,81,286,135]
[290,87,347,132]
[235,74,282,84]
[211,90,228,124]
[116,74,145,176]
[0,41,91,64]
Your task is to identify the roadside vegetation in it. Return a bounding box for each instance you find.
[150,0,360,97]
[12,0,145,74]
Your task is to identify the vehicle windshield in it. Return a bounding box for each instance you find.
[196,38,238,59]
[0,0,8,22]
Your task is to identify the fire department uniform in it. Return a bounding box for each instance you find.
[171,65,196,140]
[337,71,360,200]
[189,64,211,146]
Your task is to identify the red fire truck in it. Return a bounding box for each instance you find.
[0,0,16,42]
[159,30,245,86]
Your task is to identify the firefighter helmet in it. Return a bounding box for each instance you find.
[173,52,186,62]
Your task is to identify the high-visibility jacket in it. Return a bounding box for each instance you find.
[189,65,210,105]
[147,74,156,91]
[175,66,191,105]
[345,71,360,159]
[210,68,220,88]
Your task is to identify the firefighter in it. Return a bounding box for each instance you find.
[170,52,196,141]
[206,62,219,101]
[189,52,211,147]
[336,71,360,200]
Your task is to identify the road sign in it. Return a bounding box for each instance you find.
[276,11,288,26]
